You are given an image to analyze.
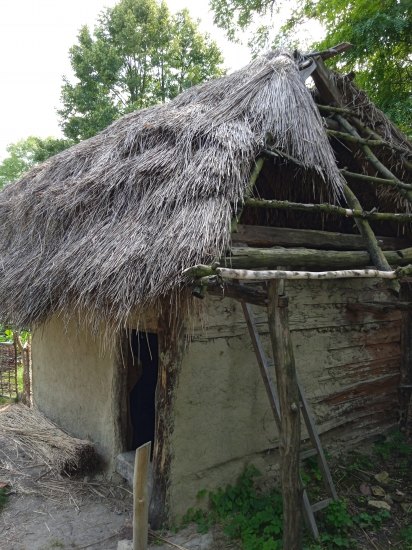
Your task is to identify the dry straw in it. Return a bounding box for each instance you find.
[0,403,95,474]
[0,51,347,332]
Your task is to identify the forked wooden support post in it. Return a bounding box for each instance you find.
[133,442,151,550]
[267,279,302,550]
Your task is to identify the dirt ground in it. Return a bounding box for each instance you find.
[0,475,219,550]
[0,430,225,550]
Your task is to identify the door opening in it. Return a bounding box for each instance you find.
[127,331,159,453]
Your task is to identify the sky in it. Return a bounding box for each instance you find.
[0,0,321,161]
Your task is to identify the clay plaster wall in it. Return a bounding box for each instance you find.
[169,278,401,518]
[32,316,122,468]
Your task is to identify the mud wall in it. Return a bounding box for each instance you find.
[169,278,401,519]
[31,316,122,468]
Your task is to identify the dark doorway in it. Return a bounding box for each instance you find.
[128,331,159,452]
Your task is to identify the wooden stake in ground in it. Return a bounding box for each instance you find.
[267,279,302,550]
[133,442,151,550]
[13,332,31,406]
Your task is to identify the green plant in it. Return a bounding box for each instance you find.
[0,325,13,343]
[0,487,8,511]
[183,466,283,549]
[374,430,412,461]
[353,510,390,529]
[314,500,354,549]
[398,525,412,549]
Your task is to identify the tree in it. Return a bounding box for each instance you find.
[209,0,412,133]
[59,0,224,142]
[0,136,72,189]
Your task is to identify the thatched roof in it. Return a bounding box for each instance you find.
[0,50,409,330]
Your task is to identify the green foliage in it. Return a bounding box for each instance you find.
[0,325,14,343]
[210,0,278,41]
[374,429,412,461]
[398,525,412,549]
[0,324,29,347]
[209,0,412,133]
[0,136,72,188]
[353,509,390,529]
[182,463,396,550]
[296,0,412,133]
[183,466,283,549]
[60,0,224,142]
[323,500,353,532]
[0,487,8,510]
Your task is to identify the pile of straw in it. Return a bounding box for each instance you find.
[0,404,96,475]
[0,50,344,332]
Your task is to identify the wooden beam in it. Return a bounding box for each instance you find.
[307,42,352,61]
[336,115,412,204]
[183,247,412,278]
[150,311,185,529]
[228,246,412,271]
[203,265,412,282]
[400,284,412,435]
[311,58,342,105]
[231,224,410,251]
[342,185,393,274]
[245,197,412,223]
[341,170,412,191]
[268,280,302,549]
[328,129,412,160]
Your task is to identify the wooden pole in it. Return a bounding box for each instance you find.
[13,332,31,406]
[184,264,412,282]
[399,284,412,436]
[133,442,151,550]
[267,279,302,550]
[244,197,412,223]
[342,185,394,272]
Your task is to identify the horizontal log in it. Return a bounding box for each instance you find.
[316,103,355,116]
[327,128,390,147]
[245,198,412,223]
[228,246,412,270]
[231,225,410,251]
[307,42,352,60]
[205,265,412,282]
[341,169,412,191]
[182,246,412,279]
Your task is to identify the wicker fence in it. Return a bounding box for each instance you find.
[0,342,19,400]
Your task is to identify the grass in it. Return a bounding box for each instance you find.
[181,430,412,549]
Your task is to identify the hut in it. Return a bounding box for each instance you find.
[0,47,412,531]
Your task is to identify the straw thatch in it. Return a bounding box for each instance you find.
[0,51,347,331]
[0,404,96,474]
